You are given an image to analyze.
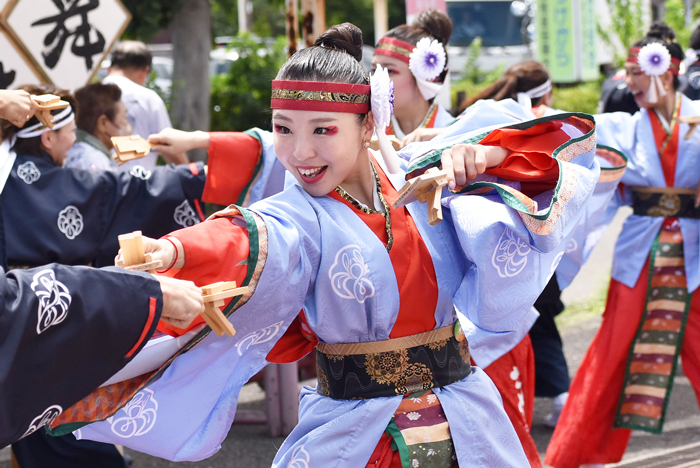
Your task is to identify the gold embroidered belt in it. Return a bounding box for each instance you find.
[316,324,471,400]
[630,186,700,219]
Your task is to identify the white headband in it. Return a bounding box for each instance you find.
[517,79,553,111]
[16,106,75,139]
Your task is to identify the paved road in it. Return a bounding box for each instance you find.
[3,209,699,467]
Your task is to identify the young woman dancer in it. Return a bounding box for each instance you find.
[50,23,599,467]
[372,9,455,146]
[546,34,700,468]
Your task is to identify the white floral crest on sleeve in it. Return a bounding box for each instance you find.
[491,229,530,278]
[287,445,311,468]
[17,161,41,184]
[329,245,376,303]
[236,321,284,356]
[565,238,578,253]
[173,200,200,227]
[21,405,62,438]
[32,269,72,334]
[108,389,158,438]
[57,205,84,240]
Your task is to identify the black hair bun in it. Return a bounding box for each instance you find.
[314,23,364,62]
[413,9,453,45]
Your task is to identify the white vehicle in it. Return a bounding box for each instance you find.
[446,0,535,79]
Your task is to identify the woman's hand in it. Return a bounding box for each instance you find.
[115,236,184,271]
[148,128,210,164]
[0,90,39,128]
[441,144,509,190]
[401,127,443,147]
[154,275,204,328]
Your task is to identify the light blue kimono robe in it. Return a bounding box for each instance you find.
[595,93,700,293]
[61,105,599,466]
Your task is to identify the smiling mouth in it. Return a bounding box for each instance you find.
[297,166,328,183]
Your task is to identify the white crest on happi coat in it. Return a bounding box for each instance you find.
[173,200,200,227]
[129,165,152,180]
[491,229,530,278]
[17,161,41,184]
[21,405,63,438]
[31,269,72,334]
[108,389,158,438]
[57,205,84,240]
[329,245,376,303]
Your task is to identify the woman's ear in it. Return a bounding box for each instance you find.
[662,70,675,90]
[363,112,375,140]
[95,114,110,135]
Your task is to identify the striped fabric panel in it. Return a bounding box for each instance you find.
[615,220,691,433]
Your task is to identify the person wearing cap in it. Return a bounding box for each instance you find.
[49,22,600,468]
[545,34,700,468]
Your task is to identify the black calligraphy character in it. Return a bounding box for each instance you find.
[31,0,106,71]
[0,62,16,89]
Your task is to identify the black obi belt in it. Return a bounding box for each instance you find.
[316,324,471,400]
[631,186,700,219]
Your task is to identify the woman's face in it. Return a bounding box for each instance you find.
[109,101,132,137]
[624,62,673,109]
[372,55,423,113]
[272,109,373,197]
[43,120,76,166]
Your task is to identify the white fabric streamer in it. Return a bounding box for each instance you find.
[415,79,444,101]
[371,65,401,174]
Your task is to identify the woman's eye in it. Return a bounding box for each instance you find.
[313,126,338,135]
[274,124,291,134]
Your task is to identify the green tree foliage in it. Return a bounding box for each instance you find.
[664,0,700,48]
[121,0,181,41]
[210,34,287,131]
[325,0,406,44]
[596,0,645,67]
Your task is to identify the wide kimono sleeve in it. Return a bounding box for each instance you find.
[203,128,287,206]
[2,156,206,268]
[403,110,600,364]
[48,188,322,461]
[0,264,162,448]
[556,145,628,289]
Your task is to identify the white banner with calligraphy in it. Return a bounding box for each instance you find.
[2,0,130,90]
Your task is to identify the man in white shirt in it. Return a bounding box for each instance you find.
[103,41,188,171]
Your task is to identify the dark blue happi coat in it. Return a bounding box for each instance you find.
[2,152,206,267]
[0,263,163,448]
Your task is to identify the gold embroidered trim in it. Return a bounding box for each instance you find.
[376,43,413,58]
[317,324,455,355]
[271,88,369,104]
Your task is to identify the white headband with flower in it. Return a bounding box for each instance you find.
[408,37,447,101]
[635,43,672,104]
[370,64,401,174]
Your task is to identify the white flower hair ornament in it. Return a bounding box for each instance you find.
[409,37,447,101]
[637,42,672,104]
[371,65,401,174]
